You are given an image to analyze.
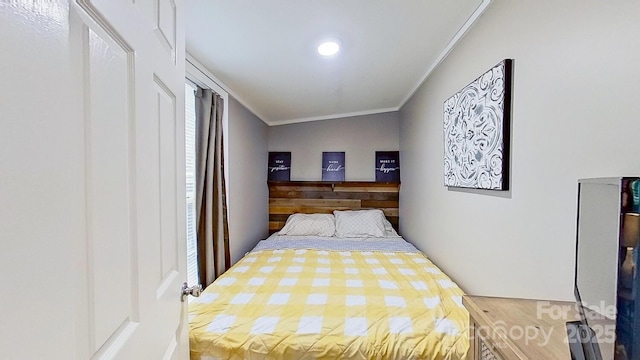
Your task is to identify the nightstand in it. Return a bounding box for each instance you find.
[463,296,580,360]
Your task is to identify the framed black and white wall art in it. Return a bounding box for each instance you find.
[443,59,512,190]
[268,152,291,181]
[375,151,400,182]
[322,152,345,181]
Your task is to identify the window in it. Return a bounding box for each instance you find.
[185,82,199,287]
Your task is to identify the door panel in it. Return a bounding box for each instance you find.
[84,25,139,354]
[1,0,185,358]
[156,77,179,284]
[154,0,177,60]
[74,0,187,358]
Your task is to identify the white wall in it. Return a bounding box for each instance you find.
[1,3,79,357]
[399,0,640,301]
[268,112,399,181]
[228,96,269,263]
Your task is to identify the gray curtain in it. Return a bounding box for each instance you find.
[195,87,229,287]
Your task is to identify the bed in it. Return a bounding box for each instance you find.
[189,201,469,360]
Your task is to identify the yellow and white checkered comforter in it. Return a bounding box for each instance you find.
[189,237,469,360]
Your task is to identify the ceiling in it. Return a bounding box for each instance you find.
[185,0,490,126]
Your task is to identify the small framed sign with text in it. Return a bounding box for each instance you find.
[322,152,345,181]
[375,151,400,182]
[268,152,291,181]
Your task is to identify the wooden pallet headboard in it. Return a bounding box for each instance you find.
[268,181,400,235]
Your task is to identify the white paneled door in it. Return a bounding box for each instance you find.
[0,1,187,359]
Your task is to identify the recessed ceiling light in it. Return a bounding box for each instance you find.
[317,41,340,56]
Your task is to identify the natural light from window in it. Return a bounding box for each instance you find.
[185,82,199,288]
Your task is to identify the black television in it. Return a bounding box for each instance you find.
[570,177,640,360]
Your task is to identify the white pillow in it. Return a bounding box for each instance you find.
[278,213,336,236]
[334,209,387,238]
[383,218,399,237]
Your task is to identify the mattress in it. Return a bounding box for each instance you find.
[189,235,469,360]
